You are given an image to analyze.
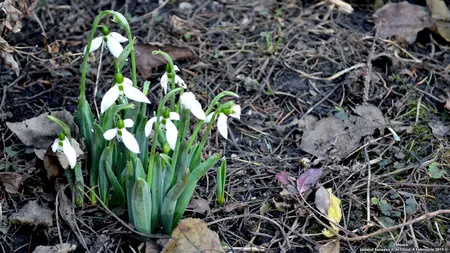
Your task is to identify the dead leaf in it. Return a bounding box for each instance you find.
[300,104,385,160]
[426,0,450,42]
[375,2,434,44]
[297,168,323,194]
[6,111,78,150]
[9,200,53,227]
[162,218,222,253]
[32,244,76,253]
[223,202,248,213]
[0,0,23,33]
[145,241,161,253]
[0,172,23,194]
[428,120,449,139]
[276,171,291,185]
[187,198,211,214]
[135,43,195,79]
[328,0,353,14]
[315,186,331,216]
[0,36,19,76]
[316,239,340,253]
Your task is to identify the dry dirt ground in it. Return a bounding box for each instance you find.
[1,0,450,252]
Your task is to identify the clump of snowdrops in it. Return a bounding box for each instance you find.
[50,10,239,234]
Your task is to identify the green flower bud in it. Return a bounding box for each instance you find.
[112,12,131,32]
[163,142,171,154]
[117,119,125,129]
[101,26,110,36]
[163,108,170,119]
[115,73,124,84]
[165,64,171,73]
[58,132,65,141]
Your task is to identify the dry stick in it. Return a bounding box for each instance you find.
[363,142,371,225]
[207,214,291,250]
[55,190,64,245]
[363,23,379,103]
[80,184,168,239]
[130,0,169,23]
[93,45,104,119]
[284,62,365,81]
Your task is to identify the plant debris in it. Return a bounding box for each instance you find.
[0,172,23,194]
[9,200,53,228]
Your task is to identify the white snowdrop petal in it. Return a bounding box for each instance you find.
[110,32,128,43]
[173,65,180,72]
[160,73,169,94]
[124,119,134,128]
[205,112,214,123]
[180,92,196,109]
[169,112,180,121]
[101,85,120,113]
[62,139,77,169]
[229,105,241,119]
[122,129,140,153]
[217,113,228,139]
[51,139,60,152]
[84,36,103,54]
[103,128,118,140]
[123,77,133,86]
[106,37,124,58]
[175,76,187,89]
[165,120,178,150]
[123,84,151,104]
[191,100,206,120]
[144,117,158,137]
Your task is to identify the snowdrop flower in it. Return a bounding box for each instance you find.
[180,92,206,120]
[104,119,140,153]
[83,26,128,58]
[51,132,77,169]
[205,104,241,140]
[145,111,180,150]
[101,73,150,113]
[160,65,187,94]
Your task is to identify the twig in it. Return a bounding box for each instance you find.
[207,214,290,250]
[363,141,371,225]
[363,24,378,103]
[285,62,365,81]
[130,0,169,23]
[55,190,63,245]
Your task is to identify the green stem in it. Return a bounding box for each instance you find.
[80,10,113,99]
[147,88,182,186]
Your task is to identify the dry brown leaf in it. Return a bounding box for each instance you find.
[0,36,19,76]
[317,239,340,253]
[32,244,76,253]
[315,186,331,216]
[162,218,222,253]
[6,111,79,150]
[187,198,211,214]
[427,0,450,42]
[0,0,23,33]
[0,172,23,194]
[135,43,195,79]
[375,2,434,44]
[9,200,53,227]
[223,202,248,212]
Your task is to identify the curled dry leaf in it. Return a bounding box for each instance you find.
[0,36,19,76]
[316,239,340,253]
[375,2,434,44]
[0,172,23,194]
[32,244,76,253]
[297,168,323,194]
[315,186,330,216]
[426,0,450,42]
[135,43,195,79]
[223,201,248,213]
[276,170,291,185]
[187,198,211,214]
[9,200,53,227]
[162,218,222,253]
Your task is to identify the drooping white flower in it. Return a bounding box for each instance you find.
[51,133,77,169]
[180,92,206,120]
[145,112,180,150]
[205,104,241,140]
[104,119,140,153]
[160,65,187,94]
[101,73,150,113]
[83,27,128,58]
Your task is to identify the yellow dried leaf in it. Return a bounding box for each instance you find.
[322,189,342,237]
